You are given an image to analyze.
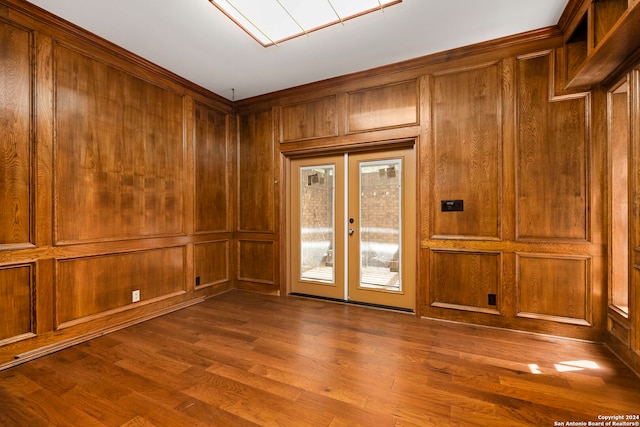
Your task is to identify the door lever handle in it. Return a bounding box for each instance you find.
[349,228,354,236]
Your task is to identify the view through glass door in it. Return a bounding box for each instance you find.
[289,148,415,310]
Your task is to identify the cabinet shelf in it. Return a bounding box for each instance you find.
[564,0,640,88]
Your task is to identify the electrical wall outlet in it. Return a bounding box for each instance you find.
[488,293,497,306]
[132,289,141,303]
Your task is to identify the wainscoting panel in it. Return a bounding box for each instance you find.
[195,240,229,287]
[429,249,502,314]
[516,253,591,325]
[56,247,185,327]
[0,264,33,343]
[237,240,275,285]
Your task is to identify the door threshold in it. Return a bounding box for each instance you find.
[289,292,414,313]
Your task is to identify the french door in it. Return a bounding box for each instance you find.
[289,148,416,310]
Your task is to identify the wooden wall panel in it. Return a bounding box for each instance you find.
[281,96,337,142]
[56,247,185,326]
[517,254,590,324]
[238,240,274,284]
[0,20,31,246]
[608,313,630,346]
[54,44,185,243]
[517,53,589,241]
[195,240,229,287]
[0,2,237,369]
[347,80,418,133]
[0,265,33,342]
[238,109,274,232]
[194,102,229,233]
[430,250,501,313]
[431,64,502,239]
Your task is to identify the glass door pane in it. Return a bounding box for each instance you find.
[358,159,402,291]
[289,155,345,301]
[347,148,415,310]
[299,165,335,283]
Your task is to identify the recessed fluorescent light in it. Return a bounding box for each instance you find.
[209,0,402,46]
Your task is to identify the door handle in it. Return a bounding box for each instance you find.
[349,228,354,236]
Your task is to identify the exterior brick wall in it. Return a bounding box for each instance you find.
[299,165,401,270]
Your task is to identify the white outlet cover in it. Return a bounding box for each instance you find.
[132,290,141,303]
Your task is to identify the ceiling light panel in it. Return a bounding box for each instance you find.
[210,0,401,46]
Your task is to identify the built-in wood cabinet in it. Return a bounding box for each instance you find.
[562,0,640,87]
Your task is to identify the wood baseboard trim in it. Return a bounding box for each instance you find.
[0,297,207,372]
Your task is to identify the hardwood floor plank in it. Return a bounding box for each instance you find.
[120,415,158,427]
[295,391,398,427]
[111,391,204,427]
[173,396,263,427]
[21,387,106,427]
[61,385,138,426]
[0,290,638,426]
[0,392,51,427]
[206,363,305,401]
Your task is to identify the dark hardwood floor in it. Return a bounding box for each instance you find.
[1,290,639,426]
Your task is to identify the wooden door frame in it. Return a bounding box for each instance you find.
[281,139,418,311]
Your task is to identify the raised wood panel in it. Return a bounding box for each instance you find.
[56,247,185,326]
[0,264,33,343]
[195,240,229,287]
[608,314,630,345]
[54,44,185,243]
[238,240,274,284]
[431,64,502,239]
[517,53,589,241]
[0,20,31,246]
[429,249,501,314]
[237,109,274,232]
[281,96,337,142]
[194,102,229,233]
[517,253,590,324]
[347,80,418,133]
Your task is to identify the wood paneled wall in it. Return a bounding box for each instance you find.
[0,1,234,368]
[2,0,639,371]
[234,28,610,342]
[424,50,603,339]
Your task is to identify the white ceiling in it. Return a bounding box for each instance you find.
[26,0,569,100]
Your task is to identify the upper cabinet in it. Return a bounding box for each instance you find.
[563,0,640,88]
